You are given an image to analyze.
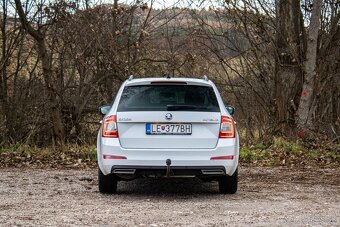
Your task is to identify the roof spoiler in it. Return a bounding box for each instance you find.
[202,75,209,81]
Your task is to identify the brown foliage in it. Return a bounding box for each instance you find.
[0,0,339,147]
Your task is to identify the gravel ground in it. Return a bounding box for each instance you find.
[0,166,339,226]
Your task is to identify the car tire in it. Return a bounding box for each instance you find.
[98,167,117,194]
[218,168,238,194]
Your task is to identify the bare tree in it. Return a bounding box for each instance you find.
[0,0,9,141]
[14,0,65,146]
[0,0,337,146]
[296,0,323,136]
[274,0,305,135]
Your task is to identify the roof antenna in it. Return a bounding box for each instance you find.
[166,75,171,79]
[203,75,208,81]
[128,75,134,81]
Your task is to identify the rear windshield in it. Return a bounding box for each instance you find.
[117,85,220,112]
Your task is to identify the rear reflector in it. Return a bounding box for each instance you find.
[210,155,234,160]
[103,155,127,160]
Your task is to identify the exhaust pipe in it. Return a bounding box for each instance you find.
[201,169,225,175]
[113,169,136,174]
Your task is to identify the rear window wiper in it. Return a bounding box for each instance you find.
[166,105,208,111]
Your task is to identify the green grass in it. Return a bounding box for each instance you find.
[305,149,340,162]
[324,151,340,161]
[307,150,319,160]
[254,143,267,150]
[239,137,339,167]
[0,144,97,168]
[80,148,97,161]
[1,144,97,159]
[272,137,302,155]
[240,147,258,162]
[1,138,339,168]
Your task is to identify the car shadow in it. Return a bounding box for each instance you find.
[115,178,220,195]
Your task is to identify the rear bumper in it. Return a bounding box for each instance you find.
[97,134,239,176]
[99,155,238,174]
[111,165,227,177]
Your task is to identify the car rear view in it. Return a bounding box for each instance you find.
[97,77,239,194]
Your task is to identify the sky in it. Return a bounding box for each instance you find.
[2,0,224,18]
[109,0,222,10]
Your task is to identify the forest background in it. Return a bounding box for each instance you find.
[0,0,339,167]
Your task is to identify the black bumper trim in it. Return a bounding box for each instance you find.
[111,165,226,176]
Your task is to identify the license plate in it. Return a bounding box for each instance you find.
[146,123,192,135]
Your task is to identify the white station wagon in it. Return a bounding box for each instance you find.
[97,76,239,194]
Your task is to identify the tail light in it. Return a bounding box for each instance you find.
[102,115,118,138]
[219,116,235,138]
[210,155,234,160]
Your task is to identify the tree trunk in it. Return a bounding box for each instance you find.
[275,0,305,136]
[14,0,65,146]
[0,0,13,141]
[296,0,323,136]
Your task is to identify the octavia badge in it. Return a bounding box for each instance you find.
[165,113,172,120]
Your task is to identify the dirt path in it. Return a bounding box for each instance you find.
[0,167,339,226]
